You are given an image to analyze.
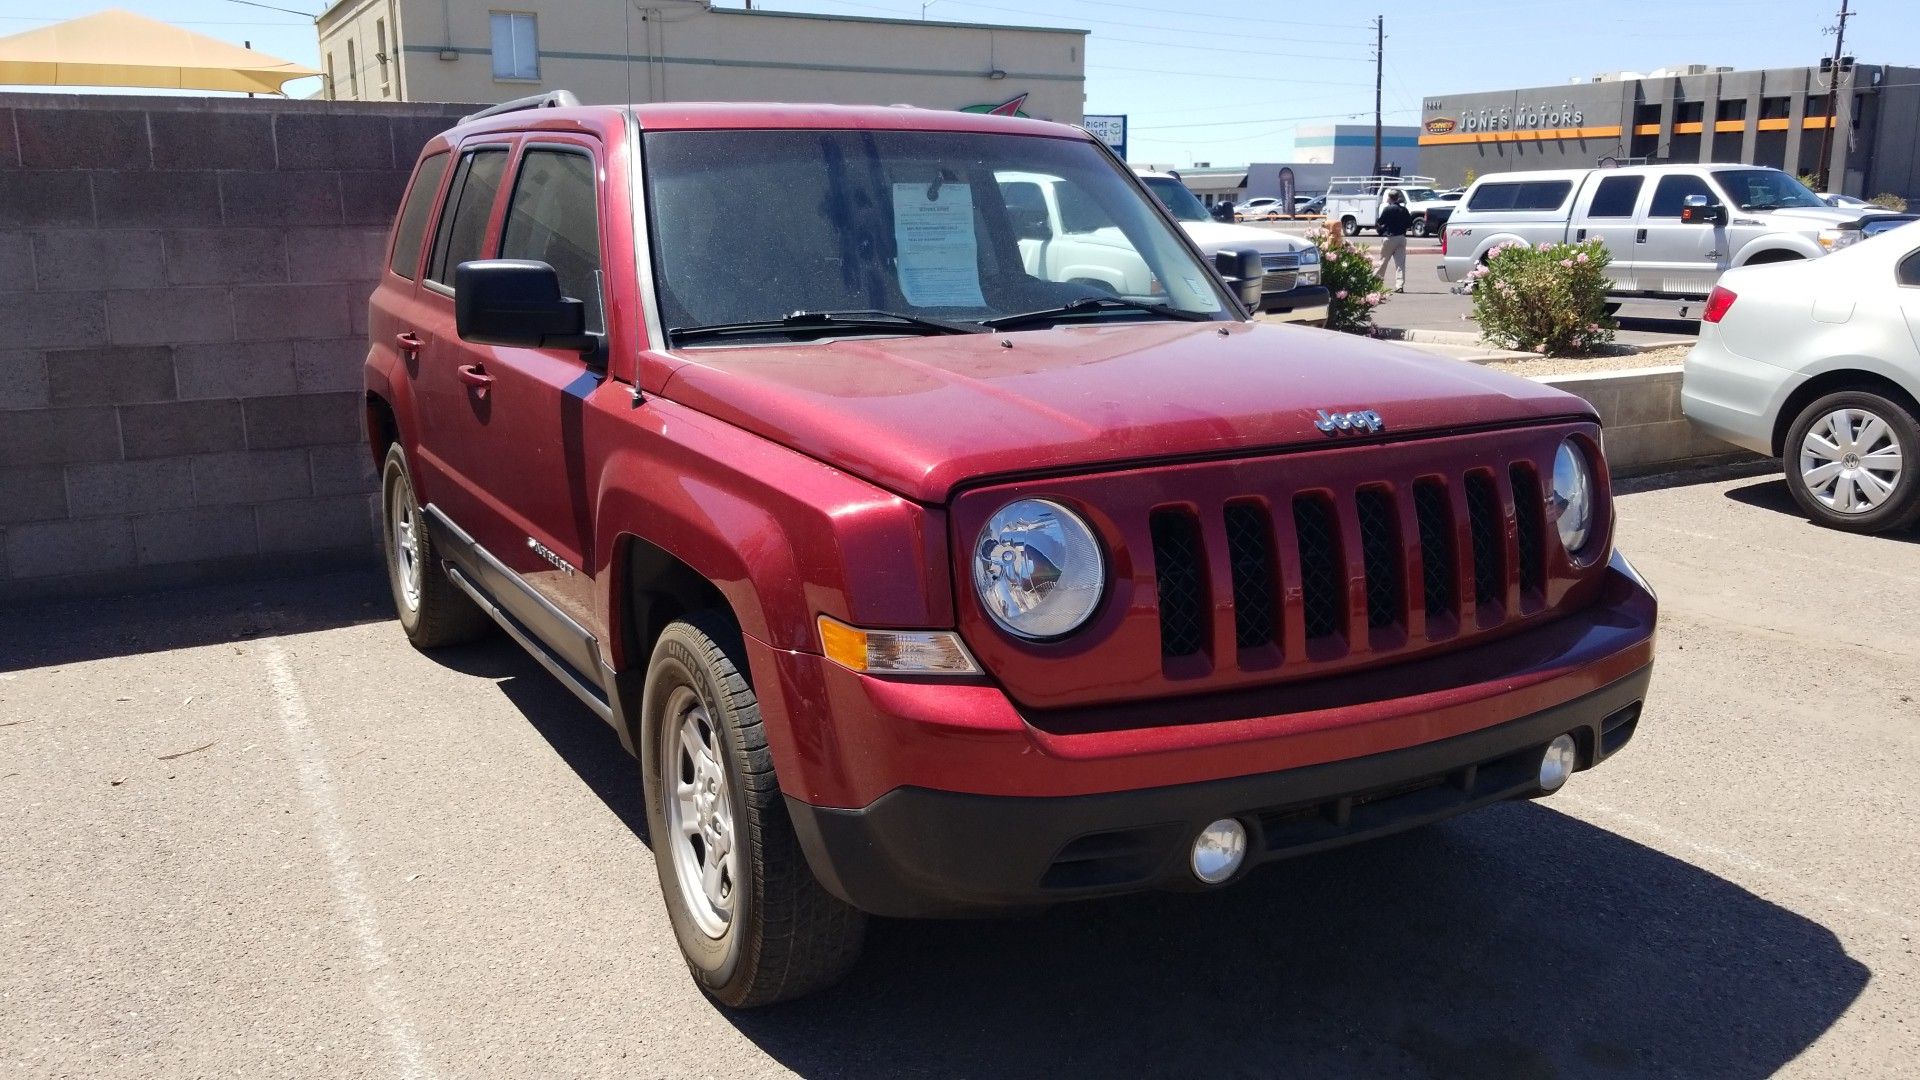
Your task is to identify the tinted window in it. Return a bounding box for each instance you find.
[1587,175,1642,218]
[389,152,450,280]
[1649,174,1714,218]
[426,148,509,287]
[1899,247,1920,287]
[1467,180,1573,212]
[501,149,603,331]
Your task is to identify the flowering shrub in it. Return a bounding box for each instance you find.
[1313,220,1387,333]
[1466,238,1616,355]
[1870,192,1909,212]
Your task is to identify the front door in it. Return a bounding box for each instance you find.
[1571,172,1644,292]
[1636,172,1727,295]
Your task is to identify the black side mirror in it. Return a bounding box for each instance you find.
[454,259,596,352]
[1213,249,1265,310]
[1679,194,1726,226]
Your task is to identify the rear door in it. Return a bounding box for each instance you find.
[1636,171,1725,295]
[1570,172,1643,292]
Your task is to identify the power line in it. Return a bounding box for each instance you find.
[216,0,320,17]
[1816,0,1853,191]
[1087,63,1369,88]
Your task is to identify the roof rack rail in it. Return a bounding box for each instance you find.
[460,90,581,124]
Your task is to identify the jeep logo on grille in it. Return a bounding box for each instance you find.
[1314,409,1385,434]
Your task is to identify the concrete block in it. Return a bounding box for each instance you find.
[220,171,342,228]
[0,406,121,466]
[309,444,378,496]
[94,171,221,228]
[1614,376,1680,428]
[45,345,176,407]
[232,282,356,342]
[31,229,167,291]
[0,171,95,228]
[339,170,410,227]
[390,115,453,167]
[286,227,389,283]
[242,392,362,449]
[65,457,196,516]
[275,113,395,171]
[132,505,257,565]
[163,228,288,286]
[0,291,108,350]
[292,338,367,392]
[119,399,244,459]
[107,286,233,346]
[172,341,298,400]
[15,108,149,169]
[0,231,32,291]
[190,448,312,505]
[0,466,67,524]
[0,350,49,411]
[149,111,276,171]
[4,516,136,578]
[256,493,377,553]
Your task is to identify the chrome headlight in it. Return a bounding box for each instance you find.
[973,499,1105,639]
[1548,438,1596,558]
[1817,227,1862,251]
[1295,248,1320,264]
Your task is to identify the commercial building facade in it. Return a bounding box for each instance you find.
[315,0,1085,123]
[1419,63,1920,198]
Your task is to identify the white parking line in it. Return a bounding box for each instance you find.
[259,637,435,1080]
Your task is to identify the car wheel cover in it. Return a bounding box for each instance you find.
[662,685,739,940]
[1800,407,1904,514]
[390,478,422,611]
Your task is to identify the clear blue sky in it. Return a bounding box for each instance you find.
[7,0,1915,165]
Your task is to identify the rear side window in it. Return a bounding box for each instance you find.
[1898,248,1920,288]
[1467,180,1573,212]
[426,147,509,287]
[1649,174,1714,219]
[1587,175,1643,218]
[389,152,450,280]
[500,148,604,332]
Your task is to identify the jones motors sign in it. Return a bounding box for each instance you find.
[1425,99,1587,133]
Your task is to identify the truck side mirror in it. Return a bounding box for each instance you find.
[454,259,596,352]
[1679,194,1726,226]
[1213,249,1265,310]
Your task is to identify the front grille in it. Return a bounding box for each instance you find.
[1260,253,1301,271]
[1261,270,1299,292]
[1151,463,1555,662]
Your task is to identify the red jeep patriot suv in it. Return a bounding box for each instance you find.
[365,94,1657,1006]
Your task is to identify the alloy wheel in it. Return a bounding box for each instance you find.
[390,479,422,611]
[662,686,739,939]
[1799,407,1904,514]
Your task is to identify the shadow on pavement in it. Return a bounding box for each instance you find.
[445,635,1870,1079]
[0,568,394,672]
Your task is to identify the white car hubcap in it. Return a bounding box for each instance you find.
[663,688,738,939]
[1800,408,1903,514]
[390,481,422,610]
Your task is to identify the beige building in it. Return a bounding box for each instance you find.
[315,0,1085,123]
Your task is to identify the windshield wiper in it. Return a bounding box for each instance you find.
[670,309,990,344]
[981,295,1215,331]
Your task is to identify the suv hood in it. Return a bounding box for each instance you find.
[1179,220,1309,254]
[658,322,1592,503]
[1741,205,1862,227]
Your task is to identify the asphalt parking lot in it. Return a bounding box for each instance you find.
[3,466,1917,1078]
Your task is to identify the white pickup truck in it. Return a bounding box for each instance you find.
[1323,175,1458,238]
[1437,164,1889,299]
[995,170,1329,324]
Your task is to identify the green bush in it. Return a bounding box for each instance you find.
[1870,192,1909,212]
[1466,238,1617,356]
[1312,221,1388,333]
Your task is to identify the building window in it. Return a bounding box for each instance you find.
[1760,96,1792,120]
[1716,99,1746,123]
[1634,102,1662,128]
[377,19,390,95]
[1674,101,1704,125]
[346,39,359,98]
[491,12,539,80]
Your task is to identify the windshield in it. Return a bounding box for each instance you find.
[1711,169,1826,211]
[1399,188,1440,203]
[642,129,1229,342]
[1139,175,1209,222]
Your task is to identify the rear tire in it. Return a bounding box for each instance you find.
[381,443,491,648]
[1341,216,1359,237]
[642,612,866,1008]
[1411,215,1430,238]
[1782,390,1920,533]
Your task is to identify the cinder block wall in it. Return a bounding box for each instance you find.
[0,94,472,602]
[1539,366,1759,476]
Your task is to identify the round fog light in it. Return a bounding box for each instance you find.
[1538,734,1578,792]
[1190,818,1248,884]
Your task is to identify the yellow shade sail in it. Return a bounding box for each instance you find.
[0,8,320,96]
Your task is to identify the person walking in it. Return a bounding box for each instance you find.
[1376,189,1413,293]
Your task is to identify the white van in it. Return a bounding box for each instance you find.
[1438,164,1874,299]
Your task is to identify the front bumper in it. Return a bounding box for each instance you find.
[1257,284,1330,324]
[790,665,1649,917]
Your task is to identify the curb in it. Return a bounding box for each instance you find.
[1374,326,1682,356]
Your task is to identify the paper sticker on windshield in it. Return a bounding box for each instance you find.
[892,182,986,308]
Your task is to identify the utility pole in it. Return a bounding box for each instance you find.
[1372,15,1384,175]
[1816,0,1853,192]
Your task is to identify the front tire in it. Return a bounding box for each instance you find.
[381,443,491,647]
[1411,215,1430,238]
[1782,390,1920,533]
[642,612,865,1007]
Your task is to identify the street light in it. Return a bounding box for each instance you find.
[921,0,941,18]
